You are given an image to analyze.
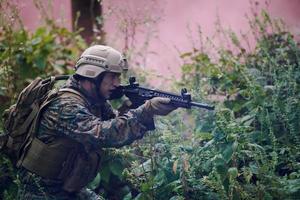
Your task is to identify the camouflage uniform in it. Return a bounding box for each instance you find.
[18,76,155,200]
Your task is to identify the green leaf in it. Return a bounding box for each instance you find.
[285,179,300,194]
[34,55,47,69]
[229,31,240,47]
[228,167,238,178]
[100,165,111,183]
[214,155,228,180]
[133,193,152,200]
[214,154,226,166]
[195,130,213,140]
[87,172,101,190]
[31,37,42,45]
[154,170,165,187]
[240,114,255,126]
[123,192,132,200]
[223,177,230,194]
[169,196,185,200]
[222,143,234,163]
[109,159,124,178]
[249,163,259,174]
[35,27,47,36]
[180,52,192,58]
[141,182,152,192]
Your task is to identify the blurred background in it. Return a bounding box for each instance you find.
[16,0,300,82]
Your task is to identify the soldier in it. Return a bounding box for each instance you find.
[17,45,177,200]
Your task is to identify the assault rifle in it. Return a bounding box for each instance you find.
[110,77,214,110]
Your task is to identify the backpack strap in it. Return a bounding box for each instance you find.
[58,88,90,106]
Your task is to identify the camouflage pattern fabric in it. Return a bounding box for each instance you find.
[18,76,154,199]
[18,175,104,200]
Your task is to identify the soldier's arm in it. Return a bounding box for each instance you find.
[39,96,155,148]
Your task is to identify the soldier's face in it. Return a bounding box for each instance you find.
[99,72,121,99]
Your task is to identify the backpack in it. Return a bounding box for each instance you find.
[0,75,69,166]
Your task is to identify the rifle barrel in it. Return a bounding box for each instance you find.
[190,101,214,110]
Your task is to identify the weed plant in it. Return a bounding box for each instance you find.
[123,10,300,200]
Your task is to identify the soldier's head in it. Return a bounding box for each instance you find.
[74,45,128,99]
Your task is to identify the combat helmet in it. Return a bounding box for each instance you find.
[75,45,128,79]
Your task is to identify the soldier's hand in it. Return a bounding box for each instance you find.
[143,97,177,116]
[118,99,133,115]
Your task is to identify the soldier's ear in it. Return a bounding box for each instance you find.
[79,79,94,91]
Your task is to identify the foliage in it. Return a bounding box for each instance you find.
[111,9,300,200]
[0,1,86,199]
[121,9,300,200]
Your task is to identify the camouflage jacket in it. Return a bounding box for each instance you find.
[18,76,155,199]
[37,76,155,148]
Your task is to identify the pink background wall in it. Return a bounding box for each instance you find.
[17,0,72,30]
[17,0,300,82]
[102,0,300,82]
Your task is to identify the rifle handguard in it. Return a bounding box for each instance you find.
[109,77,215,110]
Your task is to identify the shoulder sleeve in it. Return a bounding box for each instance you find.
[38,94,155,149]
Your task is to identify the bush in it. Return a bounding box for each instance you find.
[122,10,300,200]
